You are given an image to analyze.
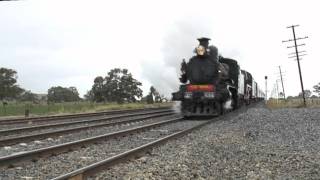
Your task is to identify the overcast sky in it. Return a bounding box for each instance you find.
[0,0,319,98]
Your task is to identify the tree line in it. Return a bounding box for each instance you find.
[0,67,166,104]
[286,87,320,99]
[2,67,320,103]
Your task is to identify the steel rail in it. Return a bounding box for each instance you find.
[51,120,212,180]
[0,107,171,125]
[0,109,172,136]
[0,112,174,146]
[0,117,183,167]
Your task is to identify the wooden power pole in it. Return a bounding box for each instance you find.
[282,25,308,106]
[278,66,286,99]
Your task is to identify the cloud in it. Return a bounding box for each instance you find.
[1,0,320,99]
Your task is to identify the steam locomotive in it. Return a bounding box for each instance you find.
[172,37,265,117]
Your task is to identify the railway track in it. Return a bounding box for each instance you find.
[53,120,211,180]
[0,116,184,167]
[0,111,174,147]
[0,100,261,180]
[0,109,172,137]
[0,107,170,126]
[0,115,211,180]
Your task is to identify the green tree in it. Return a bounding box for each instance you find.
[154,92,162,103]
[91,76,105,102]
[311,95,318,98]
[146,86,164,104]
[19,90,37,102]
[147,86,155,104]
[90,68,143,103]
[298,89,312,98]
[287,96,294,99]
[47,86,81,103]
[84,90,94,101]
[68,86,80,101]
[313,82,320,96]
[0,67,24,101]
[151,86,165,103]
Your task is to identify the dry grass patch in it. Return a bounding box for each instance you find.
[267,98,320,109]
[0,102,173,118]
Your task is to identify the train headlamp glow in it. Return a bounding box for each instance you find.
[196,45,205,56]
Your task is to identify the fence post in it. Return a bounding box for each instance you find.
[25,103,30,117]
[2,102,8,116]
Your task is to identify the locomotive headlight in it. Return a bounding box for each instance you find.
[196,45,205,56]
[184,92,192,99]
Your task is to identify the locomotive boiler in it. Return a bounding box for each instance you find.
[172,37,240,117]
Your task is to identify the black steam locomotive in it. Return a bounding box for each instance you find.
[172,37,264,117]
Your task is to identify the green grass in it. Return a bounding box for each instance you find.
[0,101,173,118]
[267,98,320,108]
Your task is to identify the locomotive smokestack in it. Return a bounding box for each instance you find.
[197,37,211,48]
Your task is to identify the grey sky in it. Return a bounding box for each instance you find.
[0,0,319,98]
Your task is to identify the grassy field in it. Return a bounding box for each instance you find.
[0,101,173,118]
[267,98,320,108]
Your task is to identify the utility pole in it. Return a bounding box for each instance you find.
[276,80,279,99]
[282,25,308,106]
[278,66,286,99]
[265,76,268,102]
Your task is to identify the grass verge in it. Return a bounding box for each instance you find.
[266,98,320,108]
[0,101,173,118]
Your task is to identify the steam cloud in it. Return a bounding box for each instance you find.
[141,18,213,98]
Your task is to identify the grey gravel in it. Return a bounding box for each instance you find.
[0,118,201,179]
[92,103,320,179]
[0,114,179,156]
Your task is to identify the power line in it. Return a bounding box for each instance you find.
[288,51,306,55]
[288,54,307,58]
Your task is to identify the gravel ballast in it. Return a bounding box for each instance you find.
[0,114,179,156]
[93,104,320,179]
[0,119,201,179]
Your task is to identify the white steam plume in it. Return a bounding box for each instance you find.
[172,101,181,114]
[141,18,213,98]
